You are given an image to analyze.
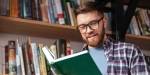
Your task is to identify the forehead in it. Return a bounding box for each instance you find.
[77,11,102,25]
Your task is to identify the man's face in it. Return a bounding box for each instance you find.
[77,11,106,47]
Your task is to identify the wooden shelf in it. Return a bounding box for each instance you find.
[0,16,149,50]
[106,32,150,50]
[126,34,150,50]
[0,16,82,41]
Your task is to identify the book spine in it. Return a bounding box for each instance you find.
[45,60,52,75]
[131,15,141,35]
[50,44,57,59]
[0,0,10,16]
[135,10,145,35]
[0,0,9,16]
[48,0,56,24]
[47,0,53,23]
[31,43,40,75]
[39,0,49,22]
[31,0,42,20]
[27,39,35,75]
[19,0,32,19]
[147,10,150,28]
[4,46,9,75]
[0,43,5,75]
[66,2,76,26]
[38,44,47,75]
[22,44,31,75]
[42,47,54,64]
[16,40,21,75]
[18,0,24,18]
[141,9,150,29]
[55,39,67,58]
[54,0,65,24]
[61,0,71,25]
[8,41,16,75]
[18,44,25,75]
[9,0,19,17]
[66,41,73,55]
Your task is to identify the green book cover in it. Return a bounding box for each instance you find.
[42,47,102,75]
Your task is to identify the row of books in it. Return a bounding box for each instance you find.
[1,38,74,75]
[0,0,95,26]
[129,8,150,36]
[104,7,150,36]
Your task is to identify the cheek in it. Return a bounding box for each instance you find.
[96,25,105,41]
[80,33,88,42]
[81,33,86,39]
[98,24,105,34]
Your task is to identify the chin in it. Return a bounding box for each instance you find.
[88,39,99,47]
[87,36,104,47]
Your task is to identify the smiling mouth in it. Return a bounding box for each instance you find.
[87,33,98,38]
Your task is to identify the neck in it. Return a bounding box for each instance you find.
[88,43,103,49]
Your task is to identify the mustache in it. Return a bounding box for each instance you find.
[86,33,98,38]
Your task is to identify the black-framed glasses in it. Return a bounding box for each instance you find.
[77,16,104,33]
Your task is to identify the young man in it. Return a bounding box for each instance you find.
[76,1,150,75]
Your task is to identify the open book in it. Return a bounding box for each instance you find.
[42,47,102,75]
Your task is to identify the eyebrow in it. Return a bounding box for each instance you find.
[78,17,103,26]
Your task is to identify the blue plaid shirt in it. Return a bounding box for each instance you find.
[83,37,150,75]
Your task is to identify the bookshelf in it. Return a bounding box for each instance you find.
[0,16,149,50]
[125,34,150,50]
[0,16,82,42]
[106,0,150,50]
[124,0,150,50]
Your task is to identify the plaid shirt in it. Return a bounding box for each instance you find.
[83,37,150,75]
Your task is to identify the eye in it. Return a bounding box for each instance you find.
[78,24,86,29]
[89,20,98,26]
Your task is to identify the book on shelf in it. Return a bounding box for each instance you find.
[55,39,67,58]
[66,2,77,26]
[31,0,42,20]
[38,44,47,75]
[31,43,40,75]
[4,45,9,75]
[54,0,65,24]
[8,41,17,75]
[40,0,49,22]
[42,46,102,75]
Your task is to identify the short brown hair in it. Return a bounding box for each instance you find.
[76,1,104,16]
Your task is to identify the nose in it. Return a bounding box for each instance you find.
[85,26,93,33]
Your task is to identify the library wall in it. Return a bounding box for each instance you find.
[0,33,84,52]
[0,0,149,74]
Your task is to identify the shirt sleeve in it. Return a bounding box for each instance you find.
[130,45,150,75]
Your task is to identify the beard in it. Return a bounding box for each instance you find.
[84,31,105,47]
